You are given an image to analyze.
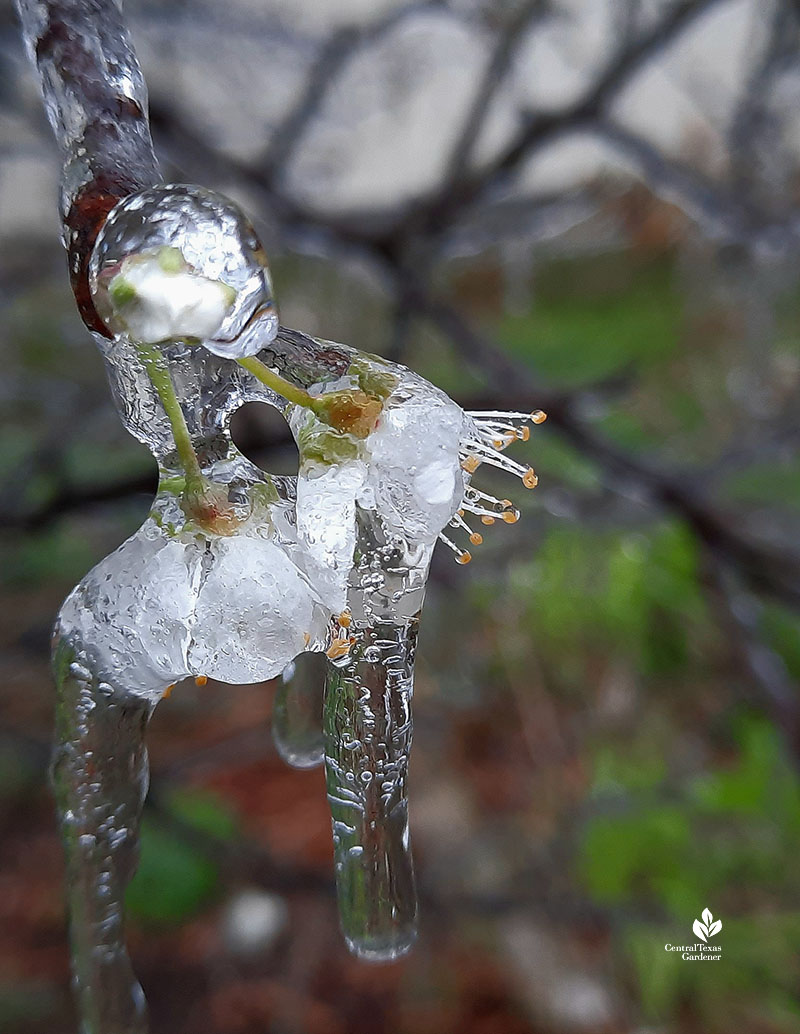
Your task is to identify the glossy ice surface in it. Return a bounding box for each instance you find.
[16,4,539,1027]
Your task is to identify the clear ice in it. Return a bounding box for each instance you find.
[273,655,326,770]
[16,2,544,1029]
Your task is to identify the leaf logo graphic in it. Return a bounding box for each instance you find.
[693,908,722,942]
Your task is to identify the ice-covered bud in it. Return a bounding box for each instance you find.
[89,183,279,357]
[104,247,237,345]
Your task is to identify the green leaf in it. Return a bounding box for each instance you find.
[127,789,237,925]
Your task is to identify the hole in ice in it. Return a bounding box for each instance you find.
[229,401,299,477]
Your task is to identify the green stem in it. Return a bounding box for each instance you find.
[136,343,204,491]
[237,355,322,413]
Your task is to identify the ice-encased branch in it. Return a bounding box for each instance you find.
[52,639,151,1034]
[15,3,544,1029]
[15,0,160,334]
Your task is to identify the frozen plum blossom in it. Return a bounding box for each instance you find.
[49,180,546,999]
[14,0,545,1018]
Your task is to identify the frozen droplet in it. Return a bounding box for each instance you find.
[272,653,325,769]
[89,184,278,357]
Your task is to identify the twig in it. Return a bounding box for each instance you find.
[440,0,550,187]
[399,276,800,609]
[700,548,800,759]
[261,1,449,181]
[407,0,728,236]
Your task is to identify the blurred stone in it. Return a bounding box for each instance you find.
[221,888,289,956]
[501,918,618,1031]
[412,777,475,854]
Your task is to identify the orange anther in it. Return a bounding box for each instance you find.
[456,551,472,565]
[195,675,208,687]
[326,638,352,660]
[481,515,496,526]
[469,532,484,545]
[523,468,539,489]
[531,410,547,424]
[502,510,519,523]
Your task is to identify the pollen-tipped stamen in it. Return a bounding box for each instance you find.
[450,511,484,546]
[469,417,532,453]
[466,410,536,420]
[438,531,472,565]
[460,438,536,486]
[464,487,514,512]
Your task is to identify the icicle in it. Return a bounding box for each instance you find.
[324,619,418,961]
[52,637,152,1034]
[272,654,326,769]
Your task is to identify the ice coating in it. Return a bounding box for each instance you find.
[52,640,152,1034]
[324,619,419,960]
[14,0,159,219]
[273,655,326,770]
[90,185,279,357]
[360,373,469,545]
[14,0,161,334]
[16,0,544,1019]
[45,180,542,1015]
[188,530,329,685]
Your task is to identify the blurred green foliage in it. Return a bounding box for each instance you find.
[504,518,707,683]
[501,255,679,388]
[582,715,800,1031]
[126,789,238,924]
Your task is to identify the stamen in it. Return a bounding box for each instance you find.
[465,487,513,512]
[466,410,534,420]
[449,404,542,568]
[463,438,532,479]
[438,531,473,565]
[326,637,352,660]
[450,511,484,547]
